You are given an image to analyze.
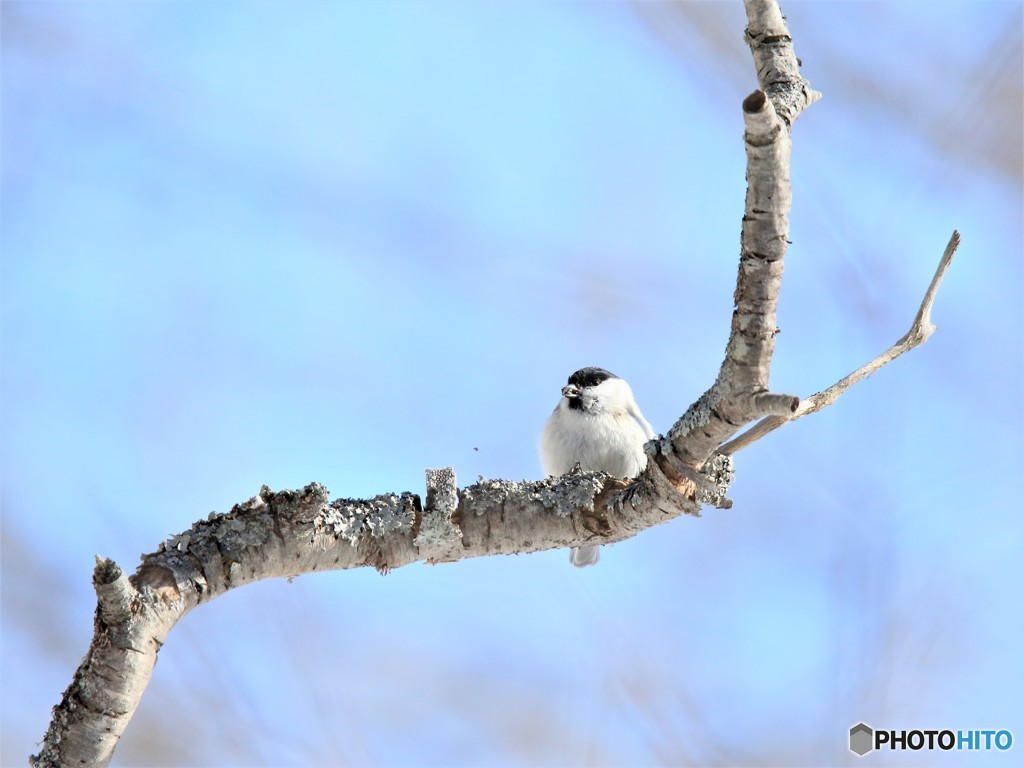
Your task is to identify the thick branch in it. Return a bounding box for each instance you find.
[719,231,960,455]
[667,0,815,468]
[33,458,722,767]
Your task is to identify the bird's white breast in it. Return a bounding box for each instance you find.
[540,406,651,479]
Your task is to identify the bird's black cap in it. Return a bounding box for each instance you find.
[567,367,618,388]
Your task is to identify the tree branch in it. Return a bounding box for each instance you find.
[665,0,817,469]
[32,3,954,765]
[31,466,709,767]
[718,230,961,455]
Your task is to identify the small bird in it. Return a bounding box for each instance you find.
[540,367,655,567]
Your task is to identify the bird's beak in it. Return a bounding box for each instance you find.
[561,384,580,399]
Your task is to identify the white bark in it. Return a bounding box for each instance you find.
[31,2,956,766]
[664,2,818,469]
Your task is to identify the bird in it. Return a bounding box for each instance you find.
[540,367,655,567]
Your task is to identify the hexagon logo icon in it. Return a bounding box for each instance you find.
[850,722,874,756]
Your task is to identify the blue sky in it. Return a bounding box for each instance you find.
[2,2,1022,765]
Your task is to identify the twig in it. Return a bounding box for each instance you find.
[718,230,960,455]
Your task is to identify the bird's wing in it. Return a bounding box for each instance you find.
[627,402,656,440]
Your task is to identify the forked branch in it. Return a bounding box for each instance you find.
[718,231,960,455]
[661,0,821,471]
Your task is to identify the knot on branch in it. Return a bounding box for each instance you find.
[743,91,785,147]
[751,391,800,417]
[743,89,767,114]
[94,556,136,626]
[131,563,180,600]
[415,467,463,562]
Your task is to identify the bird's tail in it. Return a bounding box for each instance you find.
[570,546,600,568]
